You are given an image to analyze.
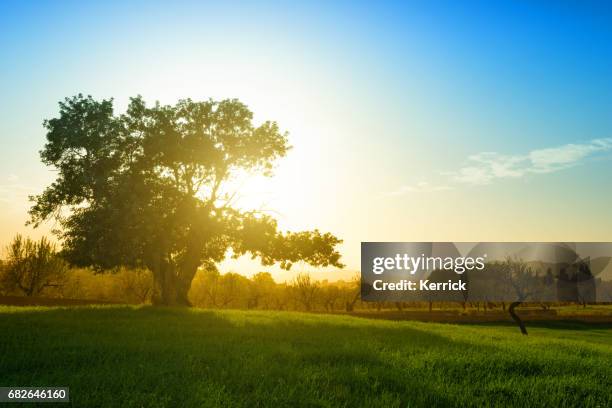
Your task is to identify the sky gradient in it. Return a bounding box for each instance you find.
[1,1,612,281]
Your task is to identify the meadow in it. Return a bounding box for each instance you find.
[0,306,610,407]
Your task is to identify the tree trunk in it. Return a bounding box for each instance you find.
[508,301,528,335]
[175,272,194,306]
[152,218,205,307]
[151,262,193,307]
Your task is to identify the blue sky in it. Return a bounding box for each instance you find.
[1,1,611,279]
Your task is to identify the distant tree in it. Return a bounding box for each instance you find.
[0,260,9,296]
[491,257,546,335]
[29,95,343,306]
[270,283,290,310]
[217,272,249,308]
[116,267,154,304]
[248,272,276,309]
[1,235,68,296]
[575,259,596,308]
[344,272,361,312]
[190,268,221,307]
[293,273,319,311]
[321,284,341,311]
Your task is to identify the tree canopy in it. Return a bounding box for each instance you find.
[30,94,343,305]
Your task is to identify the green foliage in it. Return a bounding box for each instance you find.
[187,270,355,311]
[0,307,610,407]
[58,267,154,304]
[0,235,68,296]
[29,95,343,304]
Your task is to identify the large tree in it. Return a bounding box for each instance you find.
[30,94,343,305]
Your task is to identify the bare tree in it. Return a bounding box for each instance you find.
[497,257,546,335]
[2,235,68,296]
[292,273,319,311]
[345,272,361,312]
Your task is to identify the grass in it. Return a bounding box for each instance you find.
[0,306,610,407]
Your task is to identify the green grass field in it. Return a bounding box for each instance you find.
[0,306,610,407]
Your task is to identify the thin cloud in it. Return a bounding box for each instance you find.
[447,138,612,185]
[385,138,612,196]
